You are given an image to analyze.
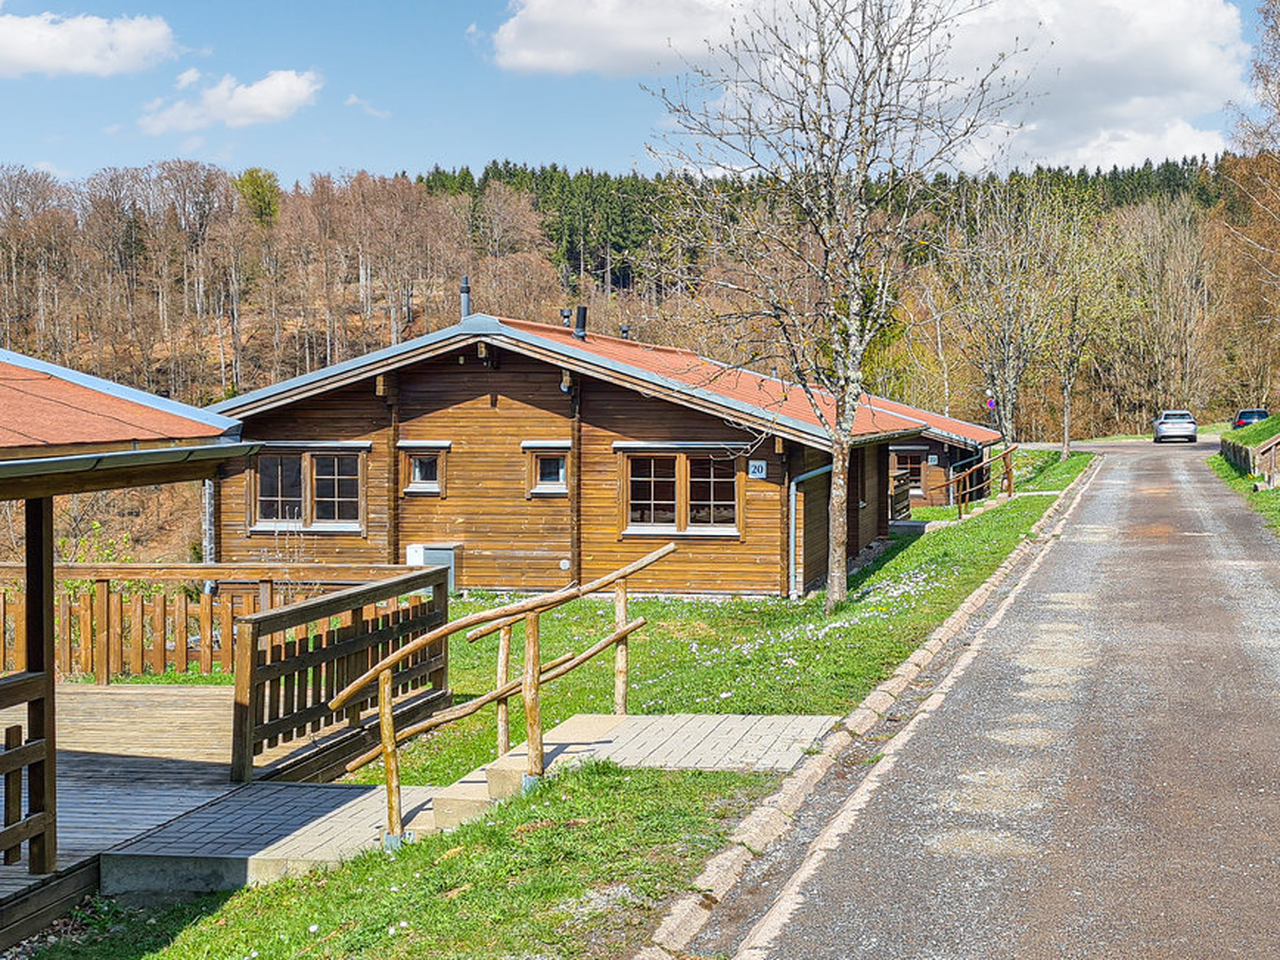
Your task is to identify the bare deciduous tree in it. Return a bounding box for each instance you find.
[652,0,1024,610]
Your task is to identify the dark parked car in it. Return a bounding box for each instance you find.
[1233,408,1270,429]
[1153,410,1197,443]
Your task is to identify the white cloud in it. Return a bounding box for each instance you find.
[492,0,1250,168]
[0,4,174,78]
[139,69,323,135]
[176,67,200,89]
[494,0,733,75]
[344,93,390,119]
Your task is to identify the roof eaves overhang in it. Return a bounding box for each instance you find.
[0,440,262,482]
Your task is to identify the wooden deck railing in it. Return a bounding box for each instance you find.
[330,543,676,845]
[229,567,450,782]
[0,563,420,683]
[928,445,1018,520]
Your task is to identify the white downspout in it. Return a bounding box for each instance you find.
[789,463,834,599]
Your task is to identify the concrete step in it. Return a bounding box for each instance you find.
[430,773,494,831]
[486,713,628,799]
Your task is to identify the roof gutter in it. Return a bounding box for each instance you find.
[0,440,261,481]
[789,462,834,599]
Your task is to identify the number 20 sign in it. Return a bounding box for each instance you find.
[748,460,768,479]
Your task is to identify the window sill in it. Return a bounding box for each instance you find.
[403,484,442,496]
[249,523,364,535]
[621,525,741,538]
[529,485,568,497]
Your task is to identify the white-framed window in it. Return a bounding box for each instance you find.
[523,439,571,498]
[615,447,745,536]
[399,440,451,496]
[249,442,369,534]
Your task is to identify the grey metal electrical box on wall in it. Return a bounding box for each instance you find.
[405,542,461,591]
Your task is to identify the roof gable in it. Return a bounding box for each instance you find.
[210,314,927,448]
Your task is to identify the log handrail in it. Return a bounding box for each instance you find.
[342,543,677,847]
[0,562,426,583]
[329,541,676,709]
[926,445,1018,520]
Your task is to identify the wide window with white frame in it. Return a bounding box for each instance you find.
[616,444,744,535]
[251,443,369,532]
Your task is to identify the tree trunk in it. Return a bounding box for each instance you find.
[825,436,851,613]
[1060,374,1074,461]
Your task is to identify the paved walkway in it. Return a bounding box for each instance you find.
[714,441,1280,958]
[101,712,836,893]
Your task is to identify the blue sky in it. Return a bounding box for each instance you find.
[0,0,1265,185]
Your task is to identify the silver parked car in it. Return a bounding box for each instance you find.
[1153,410,1197,443]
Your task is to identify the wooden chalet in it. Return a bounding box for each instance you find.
[0,349,255,935]
[209,311,937,597]
[879,398,1001,507]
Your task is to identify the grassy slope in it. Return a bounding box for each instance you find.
[34,763,773,960]
[1207,454,1280,531]
[1227,415,1280,447]
[354,493,1057,788]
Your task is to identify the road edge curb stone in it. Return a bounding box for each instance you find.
[637,453,1103,957]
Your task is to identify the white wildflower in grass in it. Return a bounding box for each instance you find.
[388,925,397,936]
[389,885,399,892]
[399,920,409,928]
[308,924,319,934]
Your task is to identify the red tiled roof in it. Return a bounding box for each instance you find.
[499,319,925,439]
[0,361,228,452]
[863,394,1001,447]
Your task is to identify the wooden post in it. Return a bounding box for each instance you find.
[25,497,55,874]
[613,579,628,715]
[230,619,258,782]
[93,579,109,685]
[199,593,214,674]
[378,668,403,839]
[3,724,20,864]
[496,622,512,756]
[1004,449,1014,496]
[219,596,234,673]
[108,590,123,680]
[523,610,543,779]
[129,594,144,676]
[174,592,189,675]
[258,579,273,614]
[150,593,167,676]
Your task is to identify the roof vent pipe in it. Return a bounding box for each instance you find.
[460,276,471,319]
[560,308,572,327]
[574,305,587,340]
[620,323,630,340]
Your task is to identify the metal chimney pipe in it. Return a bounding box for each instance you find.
[620,323,630,340]
[460,276,471,319]
[574,305,587,341]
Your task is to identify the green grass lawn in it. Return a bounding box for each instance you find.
[351,493,1058,788]
[909,451,1091,522]
[1207,454,1280,531]
[32,762,773,960]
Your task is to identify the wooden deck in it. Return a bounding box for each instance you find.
[0,685,239,944]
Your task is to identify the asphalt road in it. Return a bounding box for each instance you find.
[727,439,1280,959]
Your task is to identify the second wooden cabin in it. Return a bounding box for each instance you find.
[207,311,992,596]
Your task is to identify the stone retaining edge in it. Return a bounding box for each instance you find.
[633,453,1103,959]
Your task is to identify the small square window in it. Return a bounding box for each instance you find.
[406,454,441,493]
[531,453,568,495]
